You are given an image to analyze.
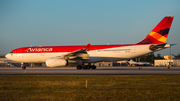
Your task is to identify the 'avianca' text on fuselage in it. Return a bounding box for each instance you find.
[25,48,53,52]
[5,16,174,70]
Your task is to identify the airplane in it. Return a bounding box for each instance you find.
[5,16,174,69]
[128,59,153,66]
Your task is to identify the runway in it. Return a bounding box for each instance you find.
[0,66,180,75]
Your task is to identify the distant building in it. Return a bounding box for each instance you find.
[92,61,128,67]
[154,59,180,67]
[164,55,174,60]
[93,62,113,67]
[0,55,5,58]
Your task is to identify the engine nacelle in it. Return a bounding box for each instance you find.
[46,58,67,67]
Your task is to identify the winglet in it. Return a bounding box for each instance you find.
[85,44,91,50]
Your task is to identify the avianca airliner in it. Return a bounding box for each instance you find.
[6,16,174,69]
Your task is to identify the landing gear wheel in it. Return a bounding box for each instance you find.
[92,65,96,69]
[86,65,90,69]
[77,65,82,70]
[22,66,26,69]
[82,65,87,69]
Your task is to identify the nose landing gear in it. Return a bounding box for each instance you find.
[21,63,26,69]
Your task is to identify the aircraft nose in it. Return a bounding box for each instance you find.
[5,54,10,59]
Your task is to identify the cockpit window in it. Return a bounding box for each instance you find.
[10,52,13,53]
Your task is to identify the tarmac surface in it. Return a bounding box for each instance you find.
[0,66,180,75]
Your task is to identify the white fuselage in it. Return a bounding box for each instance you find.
[5,44,153,63]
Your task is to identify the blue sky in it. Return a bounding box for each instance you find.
[0,0,180,56]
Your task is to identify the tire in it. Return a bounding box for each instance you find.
[86,65,90,69]
[92,65,96,69]
[77,66,82,70]
[82,65,87,69]
[22,66,26,69]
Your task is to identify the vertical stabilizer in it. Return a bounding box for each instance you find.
[137,16,174,44]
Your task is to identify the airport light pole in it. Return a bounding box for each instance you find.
[169,45,171,68]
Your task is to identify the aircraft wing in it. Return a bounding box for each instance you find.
[56,44,90,60]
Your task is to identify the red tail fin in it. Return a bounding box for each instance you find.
[137,16,174,44]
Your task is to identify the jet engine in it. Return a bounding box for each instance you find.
[46,58,68,67]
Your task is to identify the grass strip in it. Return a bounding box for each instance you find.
[0,75,180,101]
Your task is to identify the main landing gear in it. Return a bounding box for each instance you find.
[76,64,96,70]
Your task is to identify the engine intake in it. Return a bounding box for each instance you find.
[46,58,68,67]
